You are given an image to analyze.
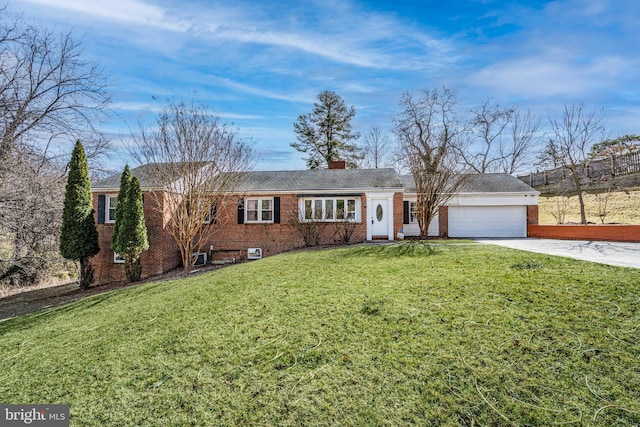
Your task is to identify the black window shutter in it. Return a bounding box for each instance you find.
[237,198,244,224]
[403,201,410,224]
[98,195,106,224]
[273,197,281,224]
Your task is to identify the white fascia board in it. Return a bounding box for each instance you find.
[446,193,538,206]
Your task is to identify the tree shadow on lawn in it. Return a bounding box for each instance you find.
[0,291,121,334]
[347,241,441,258]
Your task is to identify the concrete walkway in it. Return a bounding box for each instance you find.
[475,238,640,269]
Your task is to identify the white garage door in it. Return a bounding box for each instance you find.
[448,206,527,238]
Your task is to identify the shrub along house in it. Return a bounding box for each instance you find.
[91,162,538,284]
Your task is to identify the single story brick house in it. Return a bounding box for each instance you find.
[90,162,538,284]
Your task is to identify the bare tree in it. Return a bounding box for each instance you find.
[501,108,541,174]
[458,101,540,175]
[393,87,468,238]
[131,100,253,271]
[0,9,110,287]
[544,103,606,224]
[0,16,110,178]
[361,126,390,168]
[459,101,513,173]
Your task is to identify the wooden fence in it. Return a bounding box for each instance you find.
[518,152,640,188]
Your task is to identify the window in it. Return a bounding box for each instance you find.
[203,202,217,224]
[113,252,125,264]
[245,198,273,223]
[301,197,359,222]
[409,201,418,223]
[106,196,118,223]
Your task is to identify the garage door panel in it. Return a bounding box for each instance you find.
[449,206,526,238]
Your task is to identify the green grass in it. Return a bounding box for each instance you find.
[1,243,639,426]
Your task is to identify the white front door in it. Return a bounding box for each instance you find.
[370,198,388,238]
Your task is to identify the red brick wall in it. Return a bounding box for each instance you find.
[393,192,403,239]
[527,205,539,225]
[203,193,369,261]
[91,191,181,285]
[91,190,407,284]
[528,224,640,242]
[438,206,449,237]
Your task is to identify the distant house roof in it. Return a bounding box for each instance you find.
[400,173,538,194]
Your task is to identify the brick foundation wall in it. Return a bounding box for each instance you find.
[438,206,448,237]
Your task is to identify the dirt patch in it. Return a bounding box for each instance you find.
[0,263,233,322]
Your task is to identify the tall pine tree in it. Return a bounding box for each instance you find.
[291,90,362,169]
[60,140,100,289]
[112,171,148,282]
[111,165,131,251]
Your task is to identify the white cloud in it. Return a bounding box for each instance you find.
[469,53,627,98]
[16,0,188,31]
[208,76,312,104]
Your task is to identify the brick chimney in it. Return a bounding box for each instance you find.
[328,159,347,169]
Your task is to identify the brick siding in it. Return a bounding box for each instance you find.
[526,205,539,225]
[438,206,449,237]
[91,191,407,285]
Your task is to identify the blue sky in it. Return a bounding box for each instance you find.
[8,0,640,171]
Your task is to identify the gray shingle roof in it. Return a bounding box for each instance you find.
[93,164,535,194]
[92,163,183,190]
[234,168,403,192]
[400,173,538,194]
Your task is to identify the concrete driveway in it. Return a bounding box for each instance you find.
[475,238,640,269]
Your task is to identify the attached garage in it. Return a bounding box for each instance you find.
[448,206,527,238]
[400,173,539,239]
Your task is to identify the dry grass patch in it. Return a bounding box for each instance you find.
[539,187,640,224]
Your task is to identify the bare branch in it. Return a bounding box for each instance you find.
[393,87,468,238]
[361,126,391,169]
[130,100,254,270]
[547,103,606,224]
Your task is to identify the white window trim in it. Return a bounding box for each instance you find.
[409,201,419,224]
[299,197,360,222]
[105,195,118,224]
[113,252,125,264]
[245,197,274,223]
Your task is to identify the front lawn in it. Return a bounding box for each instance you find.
[1,243,638,425]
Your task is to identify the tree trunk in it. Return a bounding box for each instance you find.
[180,241,193,271]
[577,191,587,225]
[78,257,94,289]
[124,256,142,282]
